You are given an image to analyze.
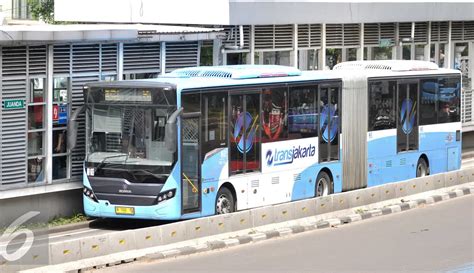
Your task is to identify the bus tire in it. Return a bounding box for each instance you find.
[215,187,235,215]
[416,158,429,178]
[315,171,333,197]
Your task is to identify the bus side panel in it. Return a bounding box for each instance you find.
[200,148,229,216]
[367,130,397,186]
[291,161,343,199]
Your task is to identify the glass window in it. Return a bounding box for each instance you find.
[262,51,291,66]
[54,78,69,102]
[28,105,44,129]
[52,156,68,180]
[262,87,287,142]
[346,48,357,61]
[202,92,227,159]
[415,45,425,60]
[368,81,397,131]
[53,130,67,154]
[29,78,45,103]
[298,49,319,70]
[372,47,392,60]
[200,40,213,66]
[420,79,438,125]
[182,93,201,113]
[438,77,461,123]
[28,158,44,183]
[28,132,44,156]
[326,48,342,69]
[227,52,249,65]
[402,45,411,60]
[288,85,318,138]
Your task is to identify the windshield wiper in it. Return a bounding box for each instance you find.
[95,154,128,173]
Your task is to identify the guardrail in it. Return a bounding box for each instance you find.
[6,168,474,272]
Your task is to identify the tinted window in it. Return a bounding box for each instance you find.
[288,85,318,139]
[438,77,461,123]
[262,87,288,142]
[368,81,396,131]
[420,79,438,125]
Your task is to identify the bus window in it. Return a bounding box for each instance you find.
[262,87,288,142]
[420,79,438,125]
[368,81,396,131]
[437,77,461,123]
[288,85,318,139]
[202,92,227,160]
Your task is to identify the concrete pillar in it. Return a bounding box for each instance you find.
[250,25,255,65]
[117,43,124,80]
[161,42,166,74]
[469,41,474,84]
[213,38,223,66]
[447,21,452,69]
[293,24,298,67]
[359,23,364,61]
[46,45,53,184]
[321,23,326,70]
[425,22,432,61]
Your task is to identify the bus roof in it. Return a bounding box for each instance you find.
[85,62,461,92]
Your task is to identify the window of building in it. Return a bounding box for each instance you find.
[52,77,70,180]
[200,40,213,66]
[346,48,358,61]
[226,52,249,65]
[298,49,319,70]
[262,87,288,142]
[415,45,425,60]
[288,85,318,138]
[326,48,342,69]
[256,51,291,66]
[123,73,159,80]
[368,80,397,131]
[27,78,46,183]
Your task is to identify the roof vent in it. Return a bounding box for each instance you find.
[166,65,302,79]
[333,60,439,72]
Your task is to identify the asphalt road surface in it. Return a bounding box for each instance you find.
[96,195,474,273]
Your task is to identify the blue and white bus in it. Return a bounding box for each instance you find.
[69,61,461,220]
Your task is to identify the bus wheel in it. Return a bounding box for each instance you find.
[216,187,235,214]
[416,158,430,178]
[315,171,332,197]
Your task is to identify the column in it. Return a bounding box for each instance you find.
[46,45,53,184]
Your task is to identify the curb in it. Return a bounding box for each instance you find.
[78,185,474,272]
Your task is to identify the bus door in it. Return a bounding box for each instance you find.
[397,81,419,153]
[319,84,341,162]
[229,92,262,206]
[181,115,201,214]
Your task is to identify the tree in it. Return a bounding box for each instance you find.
[28,0,54,24]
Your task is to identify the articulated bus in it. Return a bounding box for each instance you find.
[69,61,461,220]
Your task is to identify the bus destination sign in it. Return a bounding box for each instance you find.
[104,89,152,103]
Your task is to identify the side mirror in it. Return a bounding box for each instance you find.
[165,107,183,153]
[67,105,85,151]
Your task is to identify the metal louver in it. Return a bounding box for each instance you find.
[101,44,118,73]
[297,24,321,48]
[2,47,27,77]
[223,25,251,50]
[72,44,100,74]
[165,42,199,73]
[364,23,396,46]
[70,76,99,178]
[431,22,449,42]
[123,42,160,73]
[452,21,474,41]
[326,24,343,47]
[255,25,293,50]
[398,22,412,41]
[343,24,360,46]
[28,46,47,75]
[54,45,71,74]
[1,79,27,186]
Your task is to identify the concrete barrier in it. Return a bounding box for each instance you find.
[25,167,474,270]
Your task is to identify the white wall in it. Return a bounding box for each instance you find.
[54,0,230,25]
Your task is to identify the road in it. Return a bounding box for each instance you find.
[96,195,474,273]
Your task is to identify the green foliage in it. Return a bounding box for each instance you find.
[28,0,55,24]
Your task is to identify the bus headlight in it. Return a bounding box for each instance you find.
[156,189,176,205]
[83,186,99,203]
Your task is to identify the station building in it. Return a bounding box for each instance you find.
[0,1,473,226]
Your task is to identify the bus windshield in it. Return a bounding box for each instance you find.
[85,86,177,184]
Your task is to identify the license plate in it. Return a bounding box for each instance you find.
[115,206,135,215]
